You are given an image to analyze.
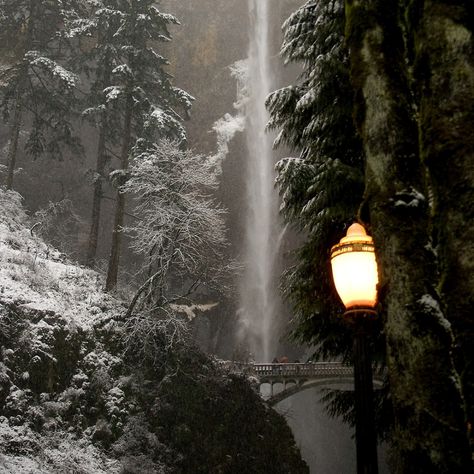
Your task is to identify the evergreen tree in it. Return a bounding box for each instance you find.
[106,0,192,292]
[270,1,473,469]
[69,0,126,266]
[267,0,391,455]
[72,0,193,289]
[266,0,368,360]
[0,0,82,190]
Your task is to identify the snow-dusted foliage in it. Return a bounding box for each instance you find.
[0,189,132,471]
[122,140,236,321]
[24,52,78,89]
[0,189,121,328]
[75,0,193,142]
[266,0,367,360]
[0,0,82,173]
[274,157,314,216]
[145,106,187,144]
[268,0,363,230]
[267,0,346,151]
[0,189,306,473]
[72,0,195,275]
[124,141,224,253]
[32,199,85,258]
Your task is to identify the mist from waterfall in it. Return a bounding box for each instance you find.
[238,0,282,363]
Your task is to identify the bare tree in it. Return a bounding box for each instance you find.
[121,305,191,367]
[123,139,236,319]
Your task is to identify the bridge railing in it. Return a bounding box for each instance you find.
[248,362,353,378]
[221,361,385,381]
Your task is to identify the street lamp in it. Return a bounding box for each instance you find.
[330,222,379,474]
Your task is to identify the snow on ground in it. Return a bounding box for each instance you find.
[0,190,128,472]
[0,422,121,473]
[0,190,125,330]
[0,454,47,474]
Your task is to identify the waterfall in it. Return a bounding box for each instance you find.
[239,0,282,363]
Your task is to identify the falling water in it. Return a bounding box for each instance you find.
[239,0,282,362]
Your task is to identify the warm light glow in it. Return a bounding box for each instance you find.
[330,223,378,309]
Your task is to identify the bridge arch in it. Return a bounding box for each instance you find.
[267,377,355,406]
[236,362,385,406]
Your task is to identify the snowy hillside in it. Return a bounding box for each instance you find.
[0,190,129,471]
[0,189,307,473]
[0,190,124,330]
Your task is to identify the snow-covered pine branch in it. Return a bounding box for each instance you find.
[0,0,83,188]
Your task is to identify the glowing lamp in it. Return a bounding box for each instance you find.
[330,223,378,311]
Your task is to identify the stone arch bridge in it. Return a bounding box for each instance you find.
[235,362,384,406]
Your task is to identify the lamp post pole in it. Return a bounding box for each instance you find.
[351,314,378,474]
[330,223,379,474]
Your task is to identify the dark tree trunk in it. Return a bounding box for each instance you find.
[413,0,474,452]
[86,54,113,266]
[345,0,472,471]
[85,121,108,266]
[5,0,37,189]
[105,91,133,291]
[5,91,22,190]
[5,0,34,190]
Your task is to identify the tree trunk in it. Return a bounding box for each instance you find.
[413,0,474,452]
[5,92,22,190]
[85,122,107,265]
[105,91,133,291]
[85,50,113,266]
[5,0,35,190]
[345,1,472,472]
[85,119,108,266]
